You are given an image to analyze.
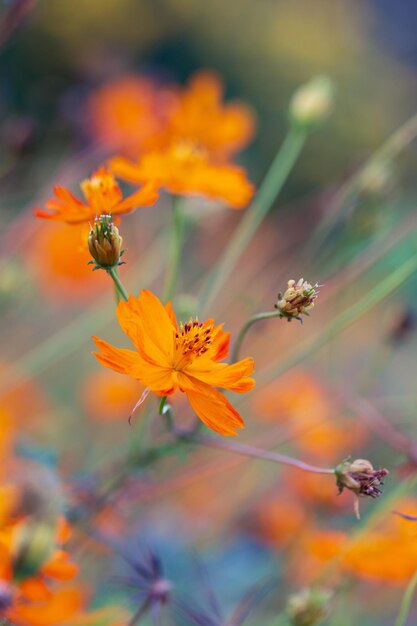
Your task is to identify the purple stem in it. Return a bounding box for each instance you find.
[178,431,335,475]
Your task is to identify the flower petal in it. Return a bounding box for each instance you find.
[92,337,141,376]
[113,182,159,214]
[116,291,175,365]
[184,382,244,436]
[184,356,255,391]
[92,337,174,395]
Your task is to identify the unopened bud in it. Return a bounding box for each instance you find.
[290,76,334,131]
[88,214,124,269]
[335,457,389,519]
[275,278,318,322]
[287,587,332,626]
[13,520,55,581]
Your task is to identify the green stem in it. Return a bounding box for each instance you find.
[305,111,417,257]
[232,311,281,362]
[395,569,417,626]
[107,266,129,302]
[163,195,185,303]
[199,127,307,314]
[158,395,174,430]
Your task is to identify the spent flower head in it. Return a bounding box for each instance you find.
[335,457,389,519]
[88,214,124,270]
[275,278,319,323]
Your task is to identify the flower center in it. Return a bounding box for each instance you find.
[171,139,206,163]
[175,318,214,366]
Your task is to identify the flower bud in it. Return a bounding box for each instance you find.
[287,588,332,626]
[88,214,123,269]
[275,278,318,322]
[289,76,334,131]
[12,520,55,581]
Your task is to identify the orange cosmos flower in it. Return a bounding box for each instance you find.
[165,70,256,159]
[306,498,417,585]
[92,290,255,435]
[35,167,158,225]
[109,70,255,209]
[110,145,254,209]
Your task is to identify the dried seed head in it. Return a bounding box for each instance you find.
[287,587,332,626]
[88,214,124,269]
[335,457,389,519]
[275,278,318,322]
[289,76,334,131]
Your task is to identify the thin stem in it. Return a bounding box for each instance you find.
[178,431,335,475]
[305,111,417,257]
[394,568,417,626]
[199,127,306,314]
[127,597,152,626]
[158,395,174,430]
[107,266,129,302]
[163,195,185,303]
[232,311,281,362]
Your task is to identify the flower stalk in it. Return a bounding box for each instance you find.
[199,126,307,314]
[177,430,335,475]
[162,195,185,303]
[232,311,281,362]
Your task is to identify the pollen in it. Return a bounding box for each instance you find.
[175,318,214,359]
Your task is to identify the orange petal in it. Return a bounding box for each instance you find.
[92,337,142,376]
[41,550,79,580]
[185,356,255,390]
[108,156,143,184]
[117,291,175,364]
[183,379,244,436]
[10,586,84,626]
[113,182,159,214]
[93,337,174,395]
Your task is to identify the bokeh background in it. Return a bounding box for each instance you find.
[3,1,417,625]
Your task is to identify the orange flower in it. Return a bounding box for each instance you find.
[110,145,254,209]
[0,515,83,625]
[306,498,417,584]
[109,70,255,209]
[164,70,256,159]
[27,221,108,301]
[35,167,158,225]
[93,290,255,435]
[81,369,143,422]
[87,75,171,156]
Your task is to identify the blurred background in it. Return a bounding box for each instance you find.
[2,1,417,625]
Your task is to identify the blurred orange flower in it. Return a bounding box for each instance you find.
[165,70,256,159]
[93,290,255,435]
[27,221,108,301]
[35,167,158,225]
[252,370,365,462]
[306,498,417,584]
[0,514,84,625]
[81,369,143,422]
[87,75,172,156]
[109,70,255,209]
[110,145,254,209]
